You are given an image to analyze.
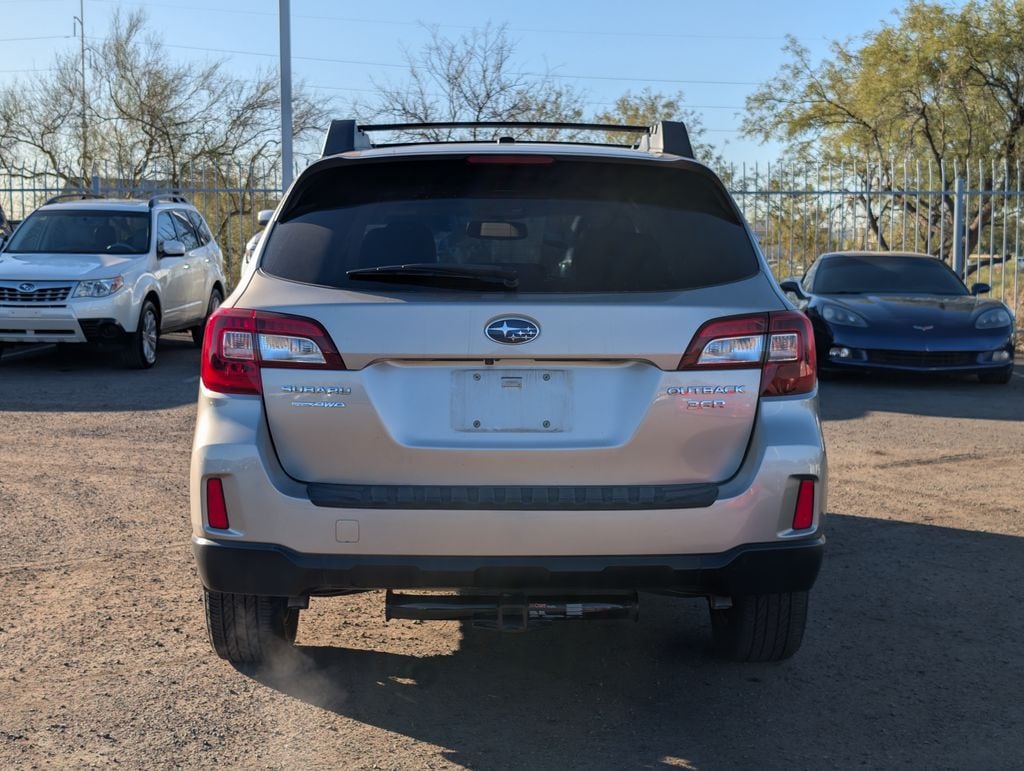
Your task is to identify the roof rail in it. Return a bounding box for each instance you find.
[320,119,695,159]
[148,192,189,208]
[44,192,105,205]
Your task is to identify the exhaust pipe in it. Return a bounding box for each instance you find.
[385,590,639,631]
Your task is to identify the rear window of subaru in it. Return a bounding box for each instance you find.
[261,157,759,293]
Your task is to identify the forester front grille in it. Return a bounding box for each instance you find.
[868,349,977,367]
[0,285,73,304]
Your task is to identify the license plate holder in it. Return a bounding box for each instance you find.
[452,369,569,432]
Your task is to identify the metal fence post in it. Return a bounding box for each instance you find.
[952,175,965,275]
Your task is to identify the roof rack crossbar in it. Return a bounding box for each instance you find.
[359,121,650,133]
[148,192,189,208]
[44,192,105,205]
[320,119,695,159]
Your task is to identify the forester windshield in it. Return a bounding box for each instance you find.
[6,210,151,255]
[261,157,759,292]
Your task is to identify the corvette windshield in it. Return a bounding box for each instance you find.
[6,210,151,255]
[813,255,968,296]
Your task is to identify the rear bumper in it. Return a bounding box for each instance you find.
[192,534,825,597]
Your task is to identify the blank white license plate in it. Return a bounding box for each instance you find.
[452,370,570,432]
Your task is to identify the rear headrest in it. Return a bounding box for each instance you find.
[571,225,662,291]
[357,221,436,268]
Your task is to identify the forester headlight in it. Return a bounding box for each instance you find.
[74,276,125,298]
[821,303,868,327]
[975,308,1012,329]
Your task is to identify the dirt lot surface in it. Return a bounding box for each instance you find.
[1,339,1022,769]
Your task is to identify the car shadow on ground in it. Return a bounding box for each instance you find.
[0,335,201,412]
[819,363,1023,422]
[242,514,1024,768]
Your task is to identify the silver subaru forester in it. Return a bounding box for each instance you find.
[190,119,826,664]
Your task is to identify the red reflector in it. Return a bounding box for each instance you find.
[792,479,815,530]
[466,155,555,165]
[206,478,230,530]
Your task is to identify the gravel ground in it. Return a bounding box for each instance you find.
[1,339,1022,769]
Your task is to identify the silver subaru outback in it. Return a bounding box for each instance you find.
[190,119,826,664]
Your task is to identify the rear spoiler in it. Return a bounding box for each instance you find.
[321,119,695,159]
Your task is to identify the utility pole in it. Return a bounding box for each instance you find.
[74,0,88,185]
[279,0,293,190]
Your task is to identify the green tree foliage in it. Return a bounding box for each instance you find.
[744,0,1024,164]
[595,88,724,168]
[742,0,1024,260]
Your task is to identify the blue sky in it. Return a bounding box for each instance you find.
[0,0,929,166]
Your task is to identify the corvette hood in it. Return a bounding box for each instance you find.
[0,252,136,281]
[822,294,1000,330]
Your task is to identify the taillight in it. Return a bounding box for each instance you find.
[200,308,345,395]
[762,311,816,396]
[678,311,817,396]
[206,477,230,530]
[792,478,815,530]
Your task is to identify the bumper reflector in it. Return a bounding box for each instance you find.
[206,478,230,530]
[793,479,815,530]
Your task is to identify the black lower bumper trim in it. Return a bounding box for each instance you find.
[192,536,825,597]
[307,481,719,511]
[79,317,127,343]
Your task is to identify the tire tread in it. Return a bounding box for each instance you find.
[711,591,808,663]
[204,590,296,664]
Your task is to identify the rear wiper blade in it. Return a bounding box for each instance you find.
[347,263,519,290]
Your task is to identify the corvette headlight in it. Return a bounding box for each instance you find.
[975,308,1012,329]
[821,304,868,327]
[74,276,124,298]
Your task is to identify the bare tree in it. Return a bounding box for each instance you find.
[0,10,329,187]
[365,23,585,142]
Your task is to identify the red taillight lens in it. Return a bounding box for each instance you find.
[206,477,230,530]
[200,308,345,395]
[678,310,817,397]
[792,478,815,530]
[762,311,817,396]
[678,314,768,369]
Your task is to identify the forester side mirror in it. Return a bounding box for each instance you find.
[256,209,274,227]
[970,282,991,295]
[159,239,186,257]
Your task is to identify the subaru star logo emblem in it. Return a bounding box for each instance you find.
[18,282,36,293]
[485,316,540,345]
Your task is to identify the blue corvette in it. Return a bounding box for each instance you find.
[780,251,1015,384]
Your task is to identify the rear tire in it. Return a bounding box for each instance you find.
[204,590,299,664]
[191,288,223,348]
[710,591,808,662]
[979,366,1013,385]
[122,299,159,369]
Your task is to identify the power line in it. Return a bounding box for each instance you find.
[0,35,73,43]
[160,42,759,87]
[308,82,746,110]
[84,0,787,41]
